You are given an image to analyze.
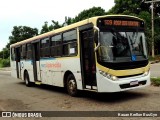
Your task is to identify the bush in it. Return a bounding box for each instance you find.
[149,55,160,61]
[0,58,10,67]
[151,77,160,86]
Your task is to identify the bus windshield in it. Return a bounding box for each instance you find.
[98,31,148,62]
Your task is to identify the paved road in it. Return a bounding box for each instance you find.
[150,63,160,77]
[0,71,160,120]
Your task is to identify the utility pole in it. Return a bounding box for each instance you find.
[145,0,160,58]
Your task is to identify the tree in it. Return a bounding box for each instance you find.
[108,0,160,56]
[40,22,53,34]
[108,0,157,15]
[0,51,3,59]
[39,7,106,35]
[6,26,38,48]
[40,20,63,34]
[64,16,73,26]
[51,20,63,29]
[0,48,9,59]
[73,7,106,23]
[154,16,160,54]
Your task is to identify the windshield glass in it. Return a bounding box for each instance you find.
[98,31,148,62]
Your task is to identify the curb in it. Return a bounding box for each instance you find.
[0,67,11,71]
[150,60,160,64]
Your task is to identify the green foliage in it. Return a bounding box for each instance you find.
[40,20,63,34]
[0,58,10,67]
[0,51,3,58]
[154,17,160,44]
[40,22,52,34]
[151,77,160,86]
[2,4,160,60]
[1,26,38,59]
[138,11,151,28]
[64,16,73,25]
[73,7,105,23]
[149,55,160,61]
[39,7,106,34]
[64,7,106,26]
[108,0,141,14]
[0,48,9,59]
[51,20,63,29]
[6,26,38,49]
[108,0,160,56]
[108,0,159,15]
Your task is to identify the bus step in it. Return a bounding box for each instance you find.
[35,81,42,85]
[83,89,97,92]
[85,85,97,90]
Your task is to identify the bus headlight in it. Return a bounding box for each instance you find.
[99,70,118,81]
[143,70,149,76]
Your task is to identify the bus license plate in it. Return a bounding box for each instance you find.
[130,81,139,86]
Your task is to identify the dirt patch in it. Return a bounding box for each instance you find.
[0,99,28,111]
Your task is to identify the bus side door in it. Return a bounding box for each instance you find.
[32,42,41,81]
[11,47,19,78]
[79,24,97,90]
[15,47,21,78]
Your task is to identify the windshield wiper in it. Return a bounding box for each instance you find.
[129,32,138,47]
[111,28,124,40]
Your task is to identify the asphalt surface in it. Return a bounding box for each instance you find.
[0,69,160,120]
[150,63,160,77]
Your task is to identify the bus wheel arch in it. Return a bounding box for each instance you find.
[24,70,32,87]
[63,71,78,96]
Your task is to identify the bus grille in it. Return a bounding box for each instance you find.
[119,80,147,89]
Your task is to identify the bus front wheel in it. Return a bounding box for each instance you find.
[24,71,32,87]
[67,74,78,97]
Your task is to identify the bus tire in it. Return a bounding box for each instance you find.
[24,71,32,87]
[67,74,78,97]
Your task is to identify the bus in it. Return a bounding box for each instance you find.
[10,15,150,96]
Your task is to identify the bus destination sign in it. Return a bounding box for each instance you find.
[103,19,140,27]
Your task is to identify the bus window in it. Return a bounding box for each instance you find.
[11,47,16,61]
[21,44,26,59]
[51,34,62,57]
[26,44,32,59]
[63,29,77,56]
[40,38,50,58]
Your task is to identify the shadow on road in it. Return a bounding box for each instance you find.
[18,82,67,94]
[78,90,148,103]
[18,82,149,103]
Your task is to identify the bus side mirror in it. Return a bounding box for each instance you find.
[94,26,100,52]
[94,30,98,43]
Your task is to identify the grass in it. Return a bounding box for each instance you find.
[149,56,156,61]
[151,77,160,86]
[0,58,10,68]
[149,55,160,61]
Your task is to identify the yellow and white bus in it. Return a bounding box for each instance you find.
[10,15,150,96]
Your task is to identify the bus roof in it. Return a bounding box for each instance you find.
[10,15,143,48]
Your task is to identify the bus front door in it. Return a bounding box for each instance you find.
[80,28,97,90]
[32,42,41,82]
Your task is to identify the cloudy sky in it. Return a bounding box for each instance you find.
[0,0,115,51]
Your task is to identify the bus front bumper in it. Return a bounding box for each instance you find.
[97,72,150,92]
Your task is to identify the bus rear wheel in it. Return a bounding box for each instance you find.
[24,71,32,87]
[67,74,78,97]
